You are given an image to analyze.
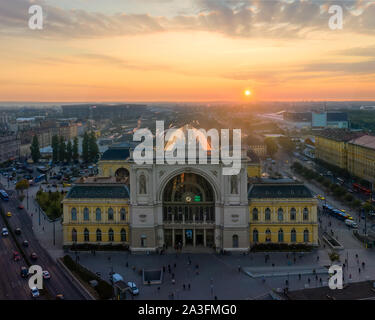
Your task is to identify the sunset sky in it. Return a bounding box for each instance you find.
[1,0,375,102]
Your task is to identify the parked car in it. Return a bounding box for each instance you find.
[23,240,29,247]
[21,266,28,278]
[127,282,139,295]
[30,252,37,260]
[42,271,51,279]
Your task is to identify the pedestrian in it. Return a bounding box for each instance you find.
[172,279,175,285]
[298,274,301,280]
[238,265,241,273]
[157,287,160,292]
[359,268,361,273]
[174,263,176,268]
[214,296,218,300]
[188,284,191,290]
[362,261,365,268]
[183,284,186,290]
[317,256,320,261]
[285,279,289,286]
[308,278,310,283]
[163,266,165,273]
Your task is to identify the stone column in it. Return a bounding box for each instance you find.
[204,229,206,247]
[193,229,196,247]
[172,228,175,247]
[183,228,186,246]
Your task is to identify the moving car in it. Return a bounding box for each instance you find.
[20,266,28,278]
[13,251,21,261]
[15,228,21,235]
[30,252,38,260]
[42,271,51,279]
[23,240,29,247]
[316,195,325,200]
[345,219,358,228]
[127,282,139,295]
[6,211,12,217]
[1,227,8,236]
[31,287,40,298]
[18,204,24,210]
[56,294,64,300]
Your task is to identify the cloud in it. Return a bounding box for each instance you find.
[1,0,375,40]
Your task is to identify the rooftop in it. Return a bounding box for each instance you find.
[327,112,348,122]
[100,147,131,161]
[248,183,313,199]
[349,135,375,150]
[65,184,130,199]
[315,129,364,142]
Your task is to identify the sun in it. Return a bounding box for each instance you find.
[244,89,252,96]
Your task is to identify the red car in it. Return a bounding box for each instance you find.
[18,204,24,210]
[13,251,21,262]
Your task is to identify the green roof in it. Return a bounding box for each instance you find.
[248,184,313,199]
[100,148,130,161]
[66,185,130,199]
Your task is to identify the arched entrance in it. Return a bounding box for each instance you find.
[162,172,215,250]
[115,167,129,183]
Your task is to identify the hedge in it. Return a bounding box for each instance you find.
[250,243,313,252]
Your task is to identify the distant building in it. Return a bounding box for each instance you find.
[283,112,349,129]
[0,134,20,163]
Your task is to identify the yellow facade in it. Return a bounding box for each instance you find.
[62,199,130,246]
[247,164,262,178]
[347,143,375,183]
[315,136,347,169]
[99,161,130,177]
[249,199,318,245]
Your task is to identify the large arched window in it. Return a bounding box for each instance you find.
[265,229,271,242]
[278,208,284,221]
[108,229,114,242]
[291,229,297,243]
[265,208,271,221]
[303,208,309,221]
[120,208,126,221]
[96,208,101,221]
[72,228,77,242]
[304,229,309,242]
[84,228,89,242]
[108,208,114,221]
[96,229,102,242]
[290,208,296,221]
[252,208,258,221]
[253,229,259,243]
[121,228,127,242]
[232,235,239,248]
[83,207,89,221]
[71,208,77,221]
[278,229,284,242]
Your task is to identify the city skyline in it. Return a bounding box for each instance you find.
[1,0,375,102]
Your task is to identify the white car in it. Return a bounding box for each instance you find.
[1,227,8,236]
[31,287,40,298]
[127,282,139,295]
[42,271,50,279]
[345,219,358,228]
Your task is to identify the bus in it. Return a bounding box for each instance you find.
[352,183,371,195]
[323,204,352,221]
[35,174,46,183]
[0,190,9,201]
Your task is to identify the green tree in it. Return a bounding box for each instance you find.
[59,136,66,162]
[278,137,295,152]
[265,138,278,157]
[66,140,73,163]
[88,131,99,162]
[30,135,41,163]
[15,179,29,195]
[51,135,59,163]
[82,132,89,163]
[72,137,79,162]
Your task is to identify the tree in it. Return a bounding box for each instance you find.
[82,132,89,163]
[15,179,29,195]
[59,136,66,162]
[265,138,278,157]
[72,137,79,162]
[88,131,99,162]
[278,137,295,153]
[66,140,73,163]
[52,135,59,163]
[30,135,41,163]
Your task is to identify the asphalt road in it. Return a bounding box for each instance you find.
[0,186,88,300]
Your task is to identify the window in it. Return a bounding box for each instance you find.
[84,228,89,242]
[96,208,101,221]
[253,229,258,243]
[120,208,126,221]
[72,229,77,242]
[278,229,284,242]
[121,229,127,242]
[265,208,271,221]
[303,208,309,221]
[141,235,147,247]
[265,229,271,242]
[278,208,284,221]
[83,208,89,221]
[108,208,114,221]
[71,208,77,221]
[290,208,296,221]
[96,229,102,242]
[304,229,309,242]
[108,229,114,242]
[291,229,296,243]
[252,208,258,221]
[232,235,239,248]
